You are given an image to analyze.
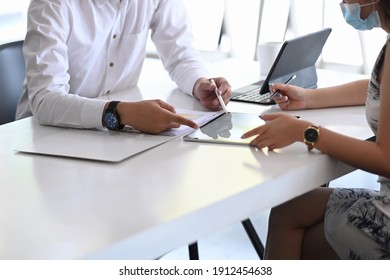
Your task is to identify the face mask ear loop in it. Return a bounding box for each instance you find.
[371,0,380,12]
[359,0,379,9]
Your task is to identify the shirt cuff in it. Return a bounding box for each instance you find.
[80,99,107,128]
[182,69,210,96]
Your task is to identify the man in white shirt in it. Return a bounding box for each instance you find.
[16,0,231,133]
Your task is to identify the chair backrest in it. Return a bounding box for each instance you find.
[0,40,25,125]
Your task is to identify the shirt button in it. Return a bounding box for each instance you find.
[113,34,117,39]
[106,90,111,94]
[109,62,114,67]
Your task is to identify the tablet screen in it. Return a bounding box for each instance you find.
[183,112,263,145]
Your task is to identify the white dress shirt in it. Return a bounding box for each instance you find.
[16,0,210,128]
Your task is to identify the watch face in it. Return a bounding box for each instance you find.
[103,112,119,130]
[305,128,319,142]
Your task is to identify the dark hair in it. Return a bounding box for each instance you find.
[380,0,390,20]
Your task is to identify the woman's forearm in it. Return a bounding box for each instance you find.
[306,79,369,109]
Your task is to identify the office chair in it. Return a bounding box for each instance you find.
[0,40,25,125]
[188,218,265,260]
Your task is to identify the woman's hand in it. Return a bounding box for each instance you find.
[270,83,308,111]
[241,113,310,150]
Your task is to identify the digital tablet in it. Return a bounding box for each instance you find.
[183,112,263,145]
[231,28,332,105]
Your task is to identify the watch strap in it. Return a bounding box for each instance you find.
[106,100,121,111]
[103,101,124,130]
[304,125,320,151]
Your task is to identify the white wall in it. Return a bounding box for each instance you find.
[292,0,386,74]
[0,0,29,44]
[225,0,386,74]
[0,0,386,74]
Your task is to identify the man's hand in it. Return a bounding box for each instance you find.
[193,77,231,111]
[117,100,198,134]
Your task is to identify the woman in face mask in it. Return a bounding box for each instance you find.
[341,0,382,30]
[241,0,390,259]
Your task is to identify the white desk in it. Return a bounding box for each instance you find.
[0,59,373,259]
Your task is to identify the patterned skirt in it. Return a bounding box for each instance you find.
[324,188,390,259]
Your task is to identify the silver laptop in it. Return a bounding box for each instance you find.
[231,28,332,105]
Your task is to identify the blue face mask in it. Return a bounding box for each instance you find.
[340,1,381,31]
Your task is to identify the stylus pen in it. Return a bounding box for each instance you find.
[210,79,228,113]
[268,74,297,101]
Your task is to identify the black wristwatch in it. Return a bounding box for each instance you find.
[304,125,320,151]
[102,101,124,130]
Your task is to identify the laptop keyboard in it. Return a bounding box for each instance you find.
[231,88,272,103]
